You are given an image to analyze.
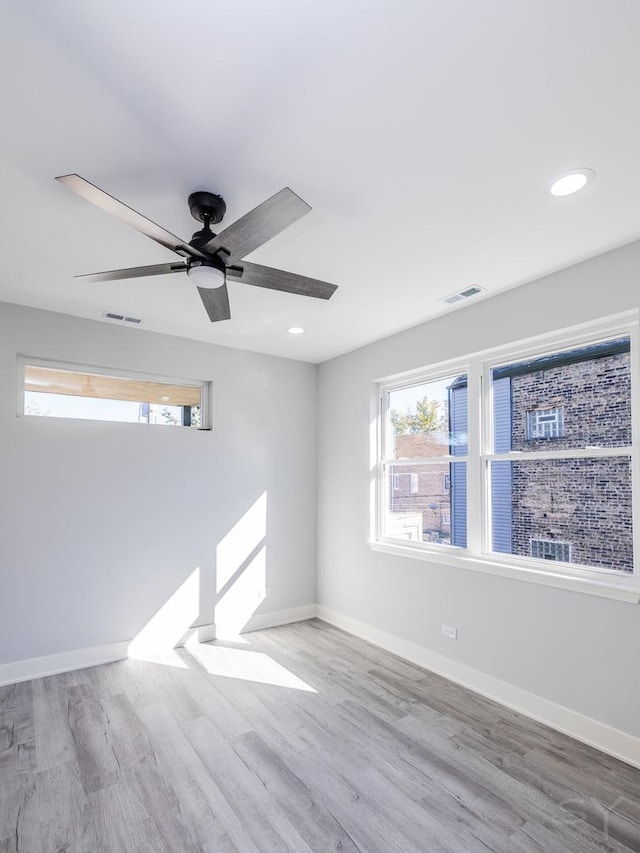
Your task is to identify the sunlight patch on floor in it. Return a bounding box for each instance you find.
[188,642,316,692]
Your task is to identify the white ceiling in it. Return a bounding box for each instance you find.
[2,1,640,363]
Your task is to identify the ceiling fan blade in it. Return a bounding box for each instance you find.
[202,188,311,265]
[56,174,206,260]
[227,261,338,300]
[198,283,231,322]
[76,262,187,283]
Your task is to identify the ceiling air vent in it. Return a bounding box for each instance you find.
[102,311,144,325]
[441,285,484,305]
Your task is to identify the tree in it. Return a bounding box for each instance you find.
[24,400,52,417]
[160,407,179,425]
[160,405,201,427]
[391,396,447,434]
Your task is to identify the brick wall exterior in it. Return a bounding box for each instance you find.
[510,353,631,452]
[389,433,451,542]
[509,351,633,571]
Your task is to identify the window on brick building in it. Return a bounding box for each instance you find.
[375,319,638,595]
[531,540,571,562]
[526,406,564,439]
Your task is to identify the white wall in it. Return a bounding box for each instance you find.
[0,302,317,666]
[317,240,640,739]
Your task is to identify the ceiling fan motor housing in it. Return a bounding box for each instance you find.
[188,191,226,225]
[187,257,227,289]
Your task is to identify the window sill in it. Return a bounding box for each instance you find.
[368,541,640,603]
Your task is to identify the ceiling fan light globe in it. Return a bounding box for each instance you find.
[187,264,226,289]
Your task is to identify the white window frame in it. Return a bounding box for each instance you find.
[377,365,470,556]
[17,356,212,430]
[372,313,640,603]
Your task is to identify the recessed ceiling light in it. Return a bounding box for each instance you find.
[288,326,305,335]
[550,168,596,197]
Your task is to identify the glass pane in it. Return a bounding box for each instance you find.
[25,391,201,427]
[24,365,202,427]
[489,457,633,572]
[387,374,467,459]
[491,337,631,451]
[384,462,466,547]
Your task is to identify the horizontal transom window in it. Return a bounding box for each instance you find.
[20,359,209,428]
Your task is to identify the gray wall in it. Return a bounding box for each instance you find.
[317,240,640,737]
[0,303,317,664]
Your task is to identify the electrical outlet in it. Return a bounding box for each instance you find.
[442,624,458,640]
[265,587,271,597]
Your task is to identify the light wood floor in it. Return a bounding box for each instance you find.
[1,619,639,852]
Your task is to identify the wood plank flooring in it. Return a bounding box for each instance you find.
[1,618,639,852]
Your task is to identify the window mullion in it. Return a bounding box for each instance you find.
[382,456,468,466]
[485,446,632,462]
[466,358,483,555]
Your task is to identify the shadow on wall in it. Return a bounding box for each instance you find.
[127,491,268,666]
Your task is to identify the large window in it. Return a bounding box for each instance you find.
[20,359,210,428]
[375,319,639,597]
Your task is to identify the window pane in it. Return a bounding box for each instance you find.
[24,365,202,427]
[491,337,631,451]
[385,462,466,547]
[489,457,633,572]
[388,374,467,459]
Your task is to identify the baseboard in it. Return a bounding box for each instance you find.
[188,623,217,644]
[316,604,640,770]
[0,606,317,686]
[0,641,130,687]
[241,604,317,633]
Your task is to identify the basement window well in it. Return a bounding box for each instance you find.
[19,358,210,428]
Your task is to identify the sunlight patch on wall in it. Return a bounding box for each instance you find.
[215,492,268,637]
[217,492,267,591]
[189,643,316,692]
[128,567,200,667]
[216,546,266,637]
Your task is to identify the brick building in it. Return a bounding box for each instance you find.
[498,338,632,571]
[390,433,451,542]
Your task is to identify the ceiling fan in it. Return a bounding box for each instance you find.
[55,174,338,322]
